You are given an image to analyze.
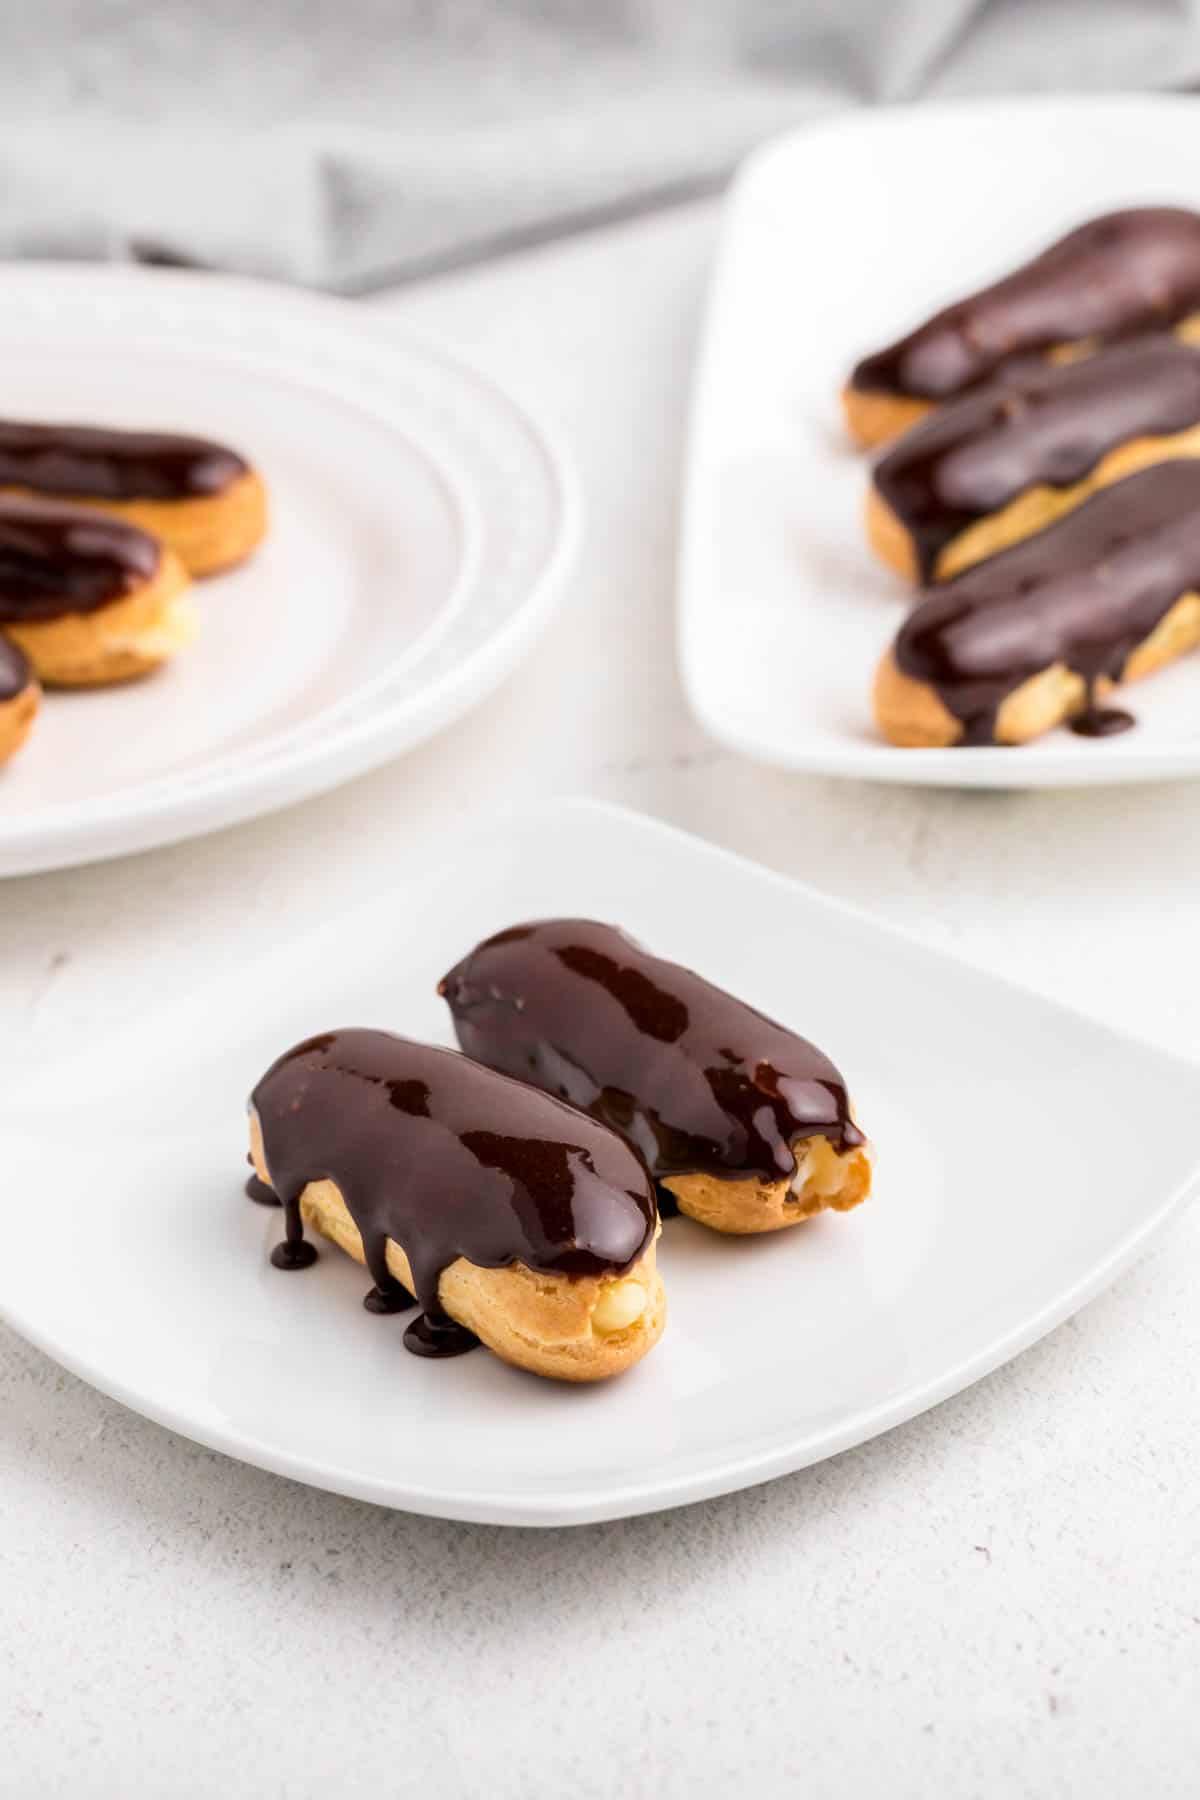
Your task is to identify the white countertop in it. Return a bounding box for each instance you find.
[4,205,1200,1797]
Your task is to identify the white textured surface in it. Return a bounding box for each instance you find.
[4,206,1200,1795]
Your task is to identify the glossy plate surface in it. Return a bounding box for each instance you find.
[0,267,576,873]
[681,97,1200,785]
[4,800,1198,1525]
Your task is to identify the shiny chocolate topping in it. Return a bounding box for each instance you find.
[0,497,160,622]
[874,340,1200,579]
[893,459,1200,745]
[440,920,864,1184]
[250,1029,656,1359]
[0,633,31,701]
[852,208,1200,401]
[0,420,247,502]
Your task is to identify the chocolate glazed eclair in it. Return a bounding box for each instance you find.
[0,497,193,686]
[874,459,1200,747]
[0,420,267,576]
[440,920,871,1236]
[248,1030,666,1382]
[844,207,1200,448]
[868,340,1200,583]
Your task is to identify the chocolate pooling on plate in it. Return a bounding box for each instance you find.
[439,920,863,1183]
[249,1029,657,1359]
[0,496,160,621]
[0,420,247,502]
[874,340,1200,580]
[852,207,1200,402]
[244,1173,280,1207]
[0,633,31,700]
[893,459,1200,744]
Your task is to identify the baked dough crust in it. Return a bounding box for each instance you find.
[2,547,194,686]
[250,1121,666,1384]
[866,423,1200,584]
[0,468,268,578]
[841,385,932,451]
[0,671,40,764]
[874,590,1200,747]
[661,1133,871,1236]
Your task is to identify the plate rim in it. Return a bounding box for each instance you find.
[0,264,581,876]
[678,92,1200,790]
[4,796,1199,1527]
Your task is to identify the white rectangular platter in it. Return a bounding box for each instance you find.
[680,97,1200,786]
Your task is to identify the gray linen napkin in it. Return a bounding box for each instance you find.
[2,0,1197,289]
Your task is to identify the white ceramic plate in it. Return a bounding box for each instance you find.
[680,95,1200,786]
[4,799,1198,1526]
[0,267,576,875]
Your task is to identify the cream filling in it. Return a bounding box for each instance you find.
[592,1278,648,1336]
[792,1134,855,1200]
[106,590,199,659]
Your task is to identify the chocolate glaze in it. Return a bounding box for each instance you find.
[439,920,864,1185]
[0,420,246,502]
[363,1282,415,1316]
[894,459,1200,744]
[0,497,160,622]
[874,340,1200,579]
[270,1236,318,1271]
[852,208,1200,402]
[245,1173,280,1207]
[250,1029,656,1359]
[654,1184,681,1220]
[1070,706,1135,738]
[0,633,31,701]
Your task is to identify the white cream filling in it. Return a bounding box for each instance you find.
[592,1278,647,1336]
[107,591,199,659]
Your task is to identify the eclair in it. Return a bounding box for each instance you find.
[874,460,1200,747]
[0,497,193,687]
[0,420,267,576]
[0,634,40,764]
[844,207,1200,448]
[868,341,1200,583]
[440,920,871,1236]
[248,1029,666,1383]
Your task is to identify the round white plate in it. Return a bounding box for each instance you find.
[3,801,1198,1526]
[0,267,577,874]
[681,97,1200,786]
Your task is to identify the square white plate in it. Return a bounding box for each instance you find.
[4,799,1198,1525]
[680,96,1200,786]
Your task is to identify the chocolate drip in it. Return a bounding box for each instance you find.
[894,460,1200,744]
[439,920,863,1184]
[0,633,31,701]
[250,1030,656,1358]
[245,1173,281,1207]
[404,1313,480,1358]
[1070,706,1135,738]
[271,1237,318,1271]
[852,208,1200,402]
[654,1184,681,1220]
[0,497,160,621]
[874,340,1200,580]
[0,420,246,502]
[363,1282,415,1315]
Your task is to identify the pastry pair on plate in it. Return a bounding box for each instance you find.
[0,421,268,765]
[843,207,1200,746]
[247,921,872,1384]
